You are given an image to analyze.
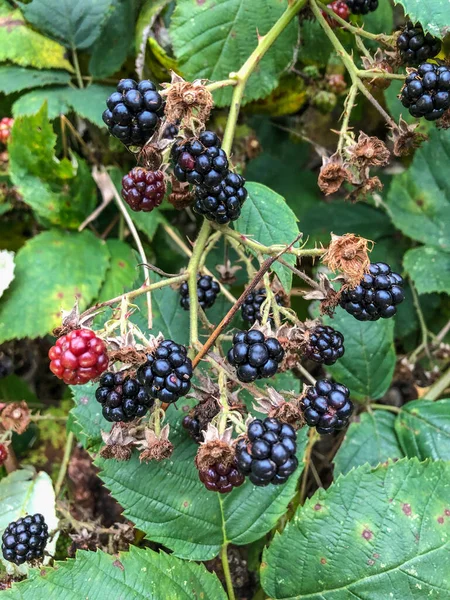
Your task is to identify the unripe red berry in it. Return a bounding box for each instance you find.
[0,118,13,144]
[121,167,166,212]
[0,444,8,466]
[322,1,350,28]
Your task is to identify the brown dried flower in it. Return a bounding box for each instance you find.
[318,153,353,195]
[163,73,213,129]
[347,132,390,169]
[322,233,373,288]
[137,424,173,463]
[436,109,450,130]
[253,388,304,429]
[216,259,242,285]
[1,402,30,434]
[168,177,194,210]
[100,423,136,461]
[346,176,383,202]
[195,424,235,472]
[390,117,428,157]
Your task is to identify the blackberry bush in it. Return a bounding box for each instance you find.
[345,0,378,14]
[303,325,345,365]
[397,22,442,66]
[121,168,165,212]
[227,330,284,382]
[302,379,354,434]
[179,275,220,310]
[95,372,154,422]
[400,63,450,121]
[193,171,248,224]
[49,329,108,385]
[2,514,49,565]
[241,288,285,325]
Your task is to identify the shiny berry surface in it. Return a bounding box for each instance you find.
[198,459,245,493]
[302,379,354,435]
[49,329,108,385]
[179,275,220,311]
[2,514,49,565]
[227,330,284,383]
[121,168,165,212]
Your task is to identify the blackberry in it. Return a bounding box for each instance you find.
[163,123,179,139]
[345,0,378,14]
[340,262,405,321]
[137,340,193,404]
[198,459,245,493]
[302,379,353,434]
[49,329,108,385]
[171,130,229,189]
[2,514,48,565]
[121,168,165,212]
[179,275,220,311]
[236,418,298,486]
[397,22,441,66]
[182,415,202,442]
[227,330,284,383]
[102,79,163,147]
[303,325,345,366]
[193,172,248,224]
[241,288,285,325]
[95,372,154,423]
[400,63,450,121]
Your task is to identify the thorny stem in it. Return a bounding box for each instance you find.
[188,220,213,347]
[221,544,236,600]
[55,431,74,498]
[337,84,358,153]
[72,48,84,89]
[426,366,450,401]
[296,363,317,386]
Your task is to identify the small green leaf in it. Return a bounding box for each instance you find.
[363,0,394,35]
[13,87,71,120]
[404,245,450,294]
[396,399,450,460]
[0,66,71,95]
[262,459,450,600]
[233,182,300,293]
[96,240,138,303]
[334,411,404,476]
[393,0,450,38]
[0,230,109,342]
[324,310,396,401]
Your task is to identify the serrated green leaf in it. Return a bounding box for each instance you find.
[19,0,113,50]
[395,399,450,460]
[262,459,450,599]
[2,546,227,599]
[363,0,394,36]
[404,246,450,294]
[0,230,109,343]
[233,182,299,293]
[0,4,73,71]
[0,66,71,95]
[323,309,396,401]
[387,129,450,251]
[13,87,71,120]
[334,411,404,476]
[170,0,298,107]
[96,240,138,303]
[70,384,111,450]
[393,0,450,38]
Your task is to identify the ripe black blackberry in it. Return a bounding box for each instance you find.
[400,63,450,121]
[179,275,220,311]
[198,459,245,493]
[171,131,229,189]
[102,79,163,147]
[193,172,248,224]
[95,372,154,423]
[2,514,48,565]
[121,168,165,212]
[301,379,353,435]
[236,418,298,486]
[241,288,285,325]
[397,22,442,65]
[163,122,179,140]
[340,262,405,321]
[227,330,284,383]
[182,415,201,442]
[303,325,345,366]
[345,0,378,14]
[137,340,193,404]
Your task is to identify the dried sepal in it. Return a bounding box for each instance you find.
[163,73,214,130]
[390,117,428,157]
[100,423,136,461]
[322,233,372,288]
[253,387,304,429]
[318,152,353,195]
[346,132,390,169]
[215,260,242,285]
[167,177,193,210]
[195,424,235,471]
[137,424,173,462]
[0,402,30,434]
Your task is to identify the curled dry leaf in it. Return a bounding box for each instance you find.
[1,401,30,434]
[322,233,372,288]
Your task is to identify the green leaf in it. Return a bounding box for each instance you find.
[96,240,138,303]
[0,4,73,71]
[393,0,450,38]
[387,129,450,252]
[2,546,227,599]
[262,459,450,600]
[363,0,394,36]
[69,383,111,450]
[0,66,71,95]
[0,230,109,342]
[385,80,417,124]
[404,246,450,294]
[396,399,450,460]
[334,411,404,476]
[299,19,333,65]
[20,0,113,50]
[233,182,299,293]
[323,309,396,401]
[170,0,299,107]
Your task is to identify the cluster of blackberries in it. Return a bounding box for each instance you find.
[103,79,163,147]
[241,288,285,325]
[227,330,284,383]
[400,63,450,121]
[198,460,245,493]
[121,168,165,212]
[236,418,298,486]
[2,514,49,565]
[193,171,248,224]
[95,372,154,423]
[340,262,405,321]
[304,325,345,366]
[345,0,378,14]
[397,22,442,65]
[179,275,220,311]
[302,380,354,435]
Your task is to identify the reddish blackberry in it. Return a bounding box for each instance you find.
[137,340,193,404]
[121,168,165,212]
[171,130,229,189]
[340,262,405,321]
[182,415,202,442]
[301,379,353,434]
[345,0,378,14]
[241,288,285,325]
[193,172,248,224]
[0,117,13,144]
[227,330,284,383]
[198,459,245,493]
[236,418,298,486]
[322,1,350,27]
[400,63,450,121]
[304,325,345,365]
[95,372,154,422]
[397,22,441,66]
[2,514,48,565]
[0,443,7,466]
[179,275,220,310]
[102,79,163,147]
[49,329,108,385]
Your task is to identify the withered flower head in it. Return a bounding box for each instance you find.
[347,132,390,168]
[437,109,450,130]
[163,73,213,128]
[168,177,194,210]
[390,117,428,157]
[100,423,136,461]
[318,153,353,196]
[253,388,303,429]
[195,423,235,472]
[346,176,383,203]
[1,402,30,434]
[361,49,395,90]
[137,424,173,463]
[322,233,373,288]
[215,259,242,285]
